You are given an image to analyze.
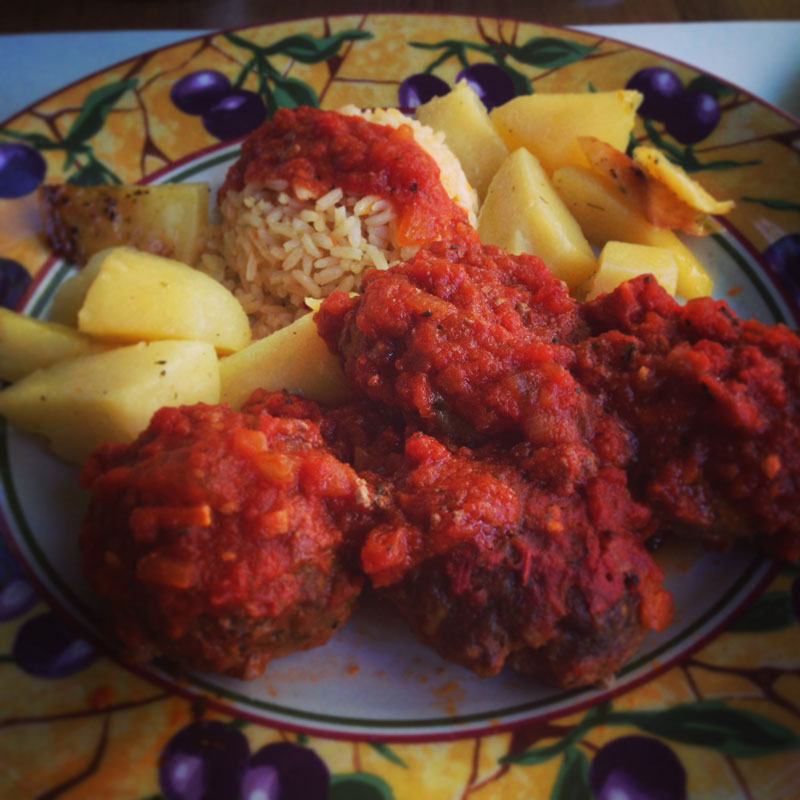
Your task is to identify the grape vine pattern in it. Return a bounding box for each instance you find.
[589,735,687,800]
[409,35,597,99]
[398,34,596,110]
[0,79,137,185]
[171,29,373,140]
[760,233,800,306]
[398,62,516,111]
[12,610,99,678]
[0,141,46,198]
[157,722,396,800]
[624,67,761,175]
[499,696,800,799]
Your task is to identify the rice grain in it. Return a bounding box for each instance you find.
[200,107,478,338]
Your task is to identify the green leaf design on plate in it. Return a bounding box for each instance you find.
[262,30,372,63]
[499,36,596,69]
[501,701,610,765]
[726,590,795,632]
[685,74,737,99]
[224,29,371,117]
[224,31,263,54]
[1,79,134,183]
[0,128,63,151]
[607,700,800,757]
[271,73,319,109]
[549,746,591,800]
[368,742,408,768]
[62,79,138,149]
[330,772,395,800]
[411,39,491,72]
[66,154,121,186]
[499,62,533,97]
[642,119,759,172]
[411,35,593,97]
[501,734,579,766]
[741,196,800,212]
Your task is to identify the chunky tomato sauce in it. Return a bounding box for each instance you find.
[315,245,676,686]
[318,249,800,563]
[78,108,800,689]
[355,430,671,682]
[316,239,586,447]
[220,106,475,247]
[315,242,800,684]
[80,394,370,679]
[578,274,800,560]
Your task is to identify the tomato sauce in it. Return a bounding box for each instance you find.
[316,239,587,450]
[350,428,671,685]
[220,106,476,247]
[80,394,372,679]
[315,247,678,686]
[319,250,800,562]
[315,243,800,686]
[78,109,800,688]
[578,274,800,560]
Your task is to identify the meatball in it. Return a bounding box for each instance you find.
[80,393,373,679]
[316,239,585,448]
[357,432,672,689]
[579,274,800,560]
[319,245,800,561]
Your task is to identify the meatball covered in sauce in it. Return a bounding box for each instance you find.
[80,391,372,679]
[356,431,672,689]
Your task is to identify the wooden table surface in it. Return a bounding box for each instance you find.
[2,0,798,32]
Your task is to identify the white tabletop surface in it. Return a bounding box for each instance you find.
[0,22,798,123]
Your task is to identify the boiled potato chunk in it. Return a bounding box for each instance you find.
[220,311,350,410]
[552,165,712,299]
[0,308,104,382]
[490,90,642,175]
[48,248,107,326]
[78,247,251,354]
[39,182,209,266]
[478,148,596,289]
[416,81,509,202]
[586,241,679,300]
[0,340,219,464]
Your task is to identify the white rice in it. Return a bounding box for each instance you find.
[201,107,478,338]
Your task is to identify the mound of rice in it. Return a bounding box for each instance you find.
[201,107,478,338]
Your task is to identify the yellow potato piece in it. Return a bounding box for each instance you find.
[632,146,735,215]
[0,308,105,382]
[478,148,596,289]
[489,90,642,175]
[220,311,350,410]
[0,340,220,464]
[40,182,210,266]
[552,164,712,299]
[586,241,679,300]
[49,248,108,326]
[416,81,509,202]
[78,247,251,354]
